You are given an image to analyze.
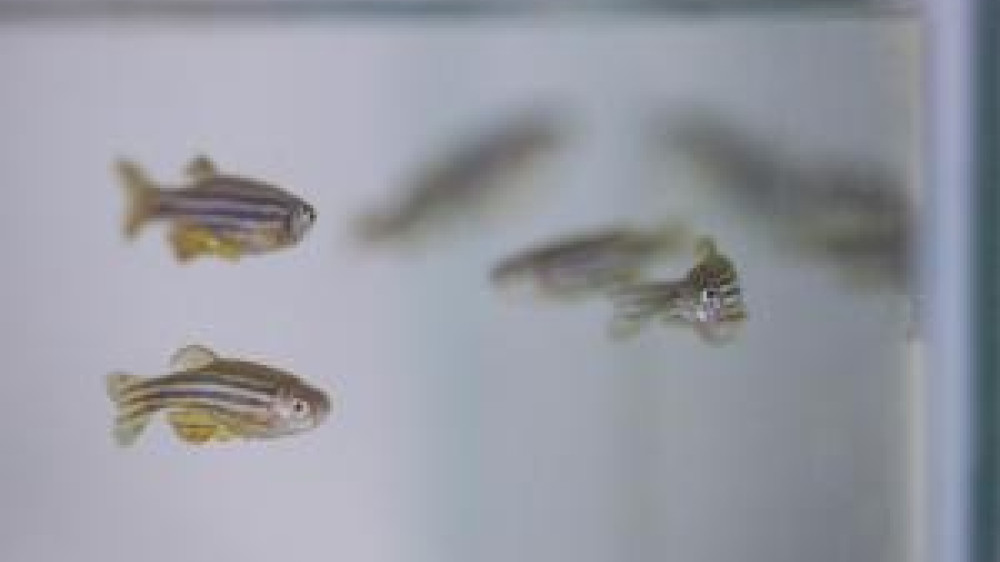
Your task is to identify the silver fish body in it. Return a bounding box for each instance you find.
[107,345,330,446]
[490,224,688,298]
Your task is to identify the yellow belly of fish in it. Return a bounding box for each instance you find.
[170,226,244,262]
[168,409,237,444]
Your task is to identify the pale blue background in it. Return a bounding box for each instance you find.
[0,18,920,562]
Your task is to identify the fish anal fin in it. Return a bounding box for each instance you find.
[170,225,244,262]
[212,237,244,261]
[170,344,218,372]
[169,225,218,262]
[168,410,222,445]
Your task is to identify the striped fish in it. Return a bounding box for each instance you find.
[106,345,330,446]
[117,155,316,262]
[490,222,689,299]
[609,236,747,345]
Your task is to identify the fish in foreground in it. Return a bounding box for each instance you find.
[490,222,690,299]
[117,156,316,262]
[608,236,746,344]
[357,111,564,245]
[106,345,330,446]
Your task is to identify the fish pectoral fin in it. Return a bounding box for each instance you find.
[248,227,284,248]
[170,344,219,372]
[168,409,224,445]
[186,155,219,182]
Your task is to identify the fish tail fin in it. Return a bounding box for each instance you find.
[116,159,158,239]
[106,372,144,401]
[106,372,153,447]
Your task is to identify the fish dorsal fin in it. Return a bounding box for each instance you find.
[186,155,218,183]
[170,345,218,371]
[694,236,719,261]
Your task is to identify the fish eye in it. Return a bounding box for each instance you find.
[290,398,310,417]
[303,204,316,223]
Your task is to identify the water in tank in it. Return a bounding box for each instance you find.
[0,3,923,562]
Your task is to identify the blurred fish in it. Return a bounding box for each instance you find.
[609,236,746,344]
[664,112,913,288]
[357,110,564,245]
[490,222,690,299]
[117,156,316,262]
[106,345,330,446]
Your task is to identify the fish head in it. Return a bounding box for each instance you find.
[267,380,330,437]
[694,283,746,324]
[286,201,317,243]
[687,241,747,325]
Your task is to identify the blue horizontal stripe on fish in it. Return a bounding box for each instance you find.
[123,389,273,409]
[157,200,290,222]
[126,373,279,395]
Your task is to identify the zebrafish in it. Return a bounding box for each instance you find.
[117,156,316,262]
[357,110,564,245]
[490,222,690,299]
[665,111,912,288]
[609,236,746,344]
[106,345,330,446]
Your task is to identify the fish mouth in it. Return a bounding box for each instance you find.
[287,202,317,241]
[305,386,332,428]
[312,396,331,426]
